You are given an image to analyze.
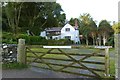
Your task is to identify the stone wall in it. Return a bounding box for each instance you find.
[2,44,17,63]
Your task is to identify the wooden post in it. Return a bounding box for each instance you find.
[114,34,120,79]
[17,39,26,64]
[105,48,110,77]
[94,46,112,77]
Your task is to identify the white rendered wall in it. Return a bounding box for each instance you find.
[52,35,61,40]
[74,30,80,43]
[61,24,75,41]
[40,31,46,37]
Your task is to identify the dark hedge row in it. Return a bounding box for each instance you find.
[18,34,73,45]
[2,32,74,45]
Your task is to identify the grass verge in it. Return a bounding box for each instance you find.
[2,62,28,70]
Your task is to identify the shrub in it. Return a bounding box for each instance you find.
[105,36,114,47]
[18,34,47,45]
[2,32,17,44]
[3,32,74,45]
[47,39,74,45]
[17,34,30,44]
[63,39,74,45]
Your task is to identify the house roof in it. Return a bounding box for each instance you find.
[45,23,78,32]
[45,27,62,32]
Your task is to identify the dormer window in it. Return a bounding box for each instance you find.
[65,28,70,31]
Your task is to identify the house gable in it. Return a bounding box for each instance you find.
[61,23,76,40]
[61,23,75,33]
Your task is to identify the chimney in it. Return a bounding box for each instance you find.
[113,21,115,25]
[75,19,78,29]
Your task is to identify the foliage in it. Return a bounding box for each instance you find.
[69,18,79,26]
[18,34,47,45]
[47,39,74,45]
[2,62,28,69]
[105,35,114,47]
[98,20,113,45]
[18,34,74,45]
[112,22,120,34]
[78,13,97,45]
[3,2,23,36]
[98,20,113,33]
[2,32,73,45]
[2,2,66,35]
[2,32,17,44]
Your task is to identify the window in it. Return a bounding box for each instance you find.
[65,28,70,31]
[65,36,71,40]
[55,37,58,40]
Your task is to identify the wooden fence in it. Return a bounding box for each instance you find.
[25,46,110,78]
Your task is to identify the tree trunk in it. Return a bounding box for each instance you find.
[103,35,106,46]
[95,38,98,46]
[85,36,89,46]
[98,34,101,46]
[92,37,95,45]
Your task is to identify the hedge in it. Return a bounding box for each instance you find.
[47,39,74,45]
[18,34,47,45]
[2,33,74,45]
[2,32,17,44]
[18,34,74,45]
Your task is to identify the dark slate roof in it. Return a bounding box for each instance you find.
[45,27,62,32]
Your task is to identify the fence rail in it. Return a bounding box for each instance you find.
[26,46,110,78]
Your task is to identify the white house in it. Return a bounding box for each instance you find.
[40,20,80,44]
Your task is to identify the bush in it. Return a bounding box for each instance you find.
[63,39,74,45]
[2,32,17,44]
[3,32,74,45]
[47,39,74,45]
[105,36,114,47]
[17,34,29,43]
[18,34,47,45]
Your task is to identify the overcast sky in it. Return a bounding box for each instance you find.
[56,0,119,24]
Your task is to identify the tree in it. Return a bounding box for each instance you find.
[2,2,66,35]
[112,22,120,34]
[4,2,23,37]
[69,18,75,26]
[19,2,66,35]
[98,20,113,45]
[79,13,97,46]
[89,20,97,45]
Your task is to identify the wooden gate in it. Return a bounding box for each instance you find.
[26,46,110,78]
